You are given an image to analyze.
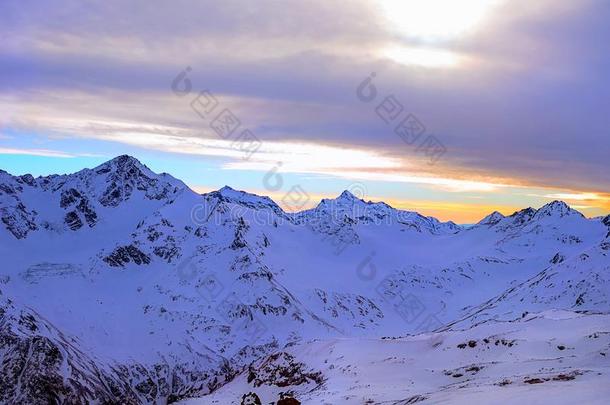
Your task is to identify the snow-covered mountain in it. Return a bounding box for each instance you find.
[0,156,608,404]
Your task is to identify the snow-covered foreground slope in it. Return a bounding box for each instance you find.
[183,311,610,404]
[0,155,609,403]
[0,287,230,404]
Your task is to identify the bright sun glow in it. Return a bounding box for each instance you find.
[379,0,503,40]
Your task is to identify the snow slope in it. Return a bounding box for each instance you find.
[185,311,610,404]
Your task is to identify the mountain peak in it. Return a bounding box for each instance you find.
[543,200,569,210]
[215,185,264,201]
[338,190,360,202]
[96,155,147,171]
[85,155,185,207]
[110,154,140,164]
[478,211,505,226]
[206,186,287,216]
[315,190,364,209]
[535,200,582,219]
[91,155,162,183]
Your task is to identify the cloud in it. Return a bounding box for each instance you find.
[0,147,90,158]
[1,0,608,208]
[543,192,610,202]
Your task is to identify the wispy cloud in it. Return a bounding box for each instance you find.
[0,147,88,158]
[542,192,610,202]
[525,191,610,213]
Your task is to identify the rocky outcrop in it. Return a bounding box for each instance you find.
[240,392,262,405]
[247,352,324,388]
[0,202,38,239]
[550,253,565,264]
[61,189,98,230]
[103,245,151,267]
[64,211,83,230]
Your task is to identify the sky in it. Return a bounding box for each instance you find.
[1,0,609,223]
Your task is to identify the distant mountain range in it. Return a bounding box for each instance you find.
[1,155,608,404]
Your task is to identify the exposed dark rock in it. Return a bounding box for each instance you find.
[403,394,428,403]
[553,374,576,381]
[277,397,301,405]
[240,392,262,405]
[550,253,565,264]
[247,352,324,388]
[17,174,36,186]
[153,245,181,263]
[65,211,84,230]
[60,188,83,208]
[104,245,151,267]
[77,198,98,227]
[1,202,38,239]
[0,182,19,195]
[231,218,249,250]
[524,378,545,384]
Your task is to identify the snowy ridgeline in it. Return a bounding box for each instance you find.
[0,155,609,404]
